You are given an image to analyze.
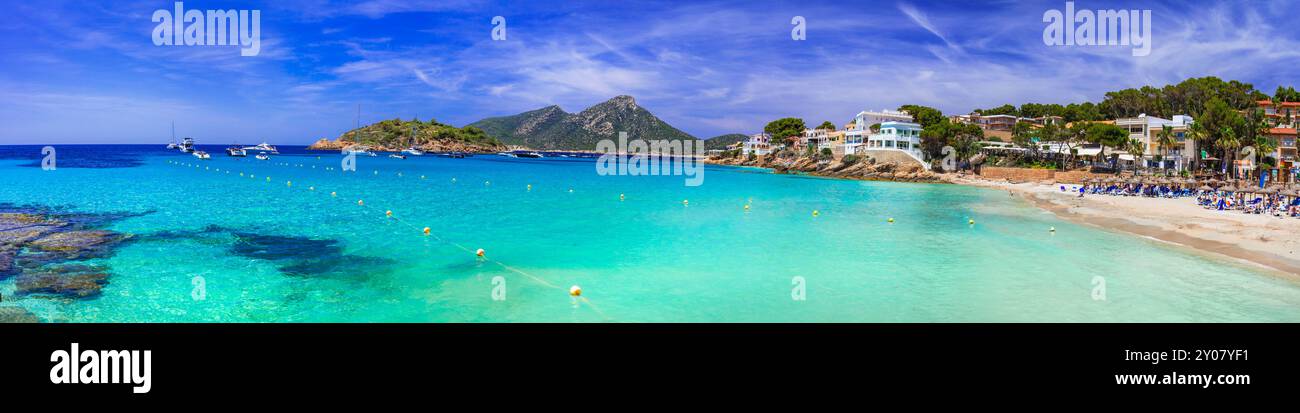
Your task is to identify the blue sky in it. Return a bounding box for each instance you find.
[3,0,1300,144]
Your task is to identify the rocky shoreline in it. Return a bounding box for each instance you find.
[306,138,505,153]
[706,154,951,184]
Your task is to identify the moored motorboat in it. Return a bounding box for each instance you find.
[226,145,247,157]
[402,147,424,156]
[192,150,211,159]
[255,153,269,160]
[342,145,374,157]
[515,151,543,158]
[244,142,278,154]
[178,137,195,153]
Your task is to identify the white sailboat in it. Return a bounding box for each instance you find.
[165,122,178,149]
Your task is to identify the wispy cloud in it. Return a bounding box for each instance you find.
[4,0,1300,144]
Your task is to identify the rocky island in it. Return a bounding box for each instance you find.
[307,118,508,153]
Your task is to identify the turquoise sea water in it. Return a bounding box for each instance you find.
[1,145,1298,322]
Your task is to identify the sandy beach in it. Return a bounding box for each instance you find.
[953,176,1300,279]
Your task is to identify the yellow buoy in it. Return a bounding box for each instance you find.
[568,188,574,193]
[452,178,457,182]
[527,184,532,191]
[1050,227,1056,232]
[309,186,315,191]
[812,210,819,217]
[266,177,271,182]
[619,194,625,201]
[968,219,975,225]
[423,227,431,235]
[476,248,485,258]
[744,204,750,211]
[485,181,491,186]
[569,285,582,297]
[420,175,426,180]
[287,181,292,187]
[888,218,895,223]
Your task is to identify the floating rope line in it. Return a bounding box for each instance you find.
[167,157,612,321]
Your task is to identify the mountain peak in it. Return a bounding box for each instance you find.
[468,95,694,149]
[599,95,638,110]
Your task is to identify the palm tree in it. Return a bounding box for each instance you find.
[1186,122,1207,173]
[1218,126,1240,179]
[1127,138,1146,173]
[1156,125,1175,173]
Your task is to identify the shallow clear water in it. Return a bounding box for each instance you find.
[1,144,1298,322]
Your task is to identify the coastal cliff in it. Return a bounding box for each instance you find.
[308,118,507,153]
[707,153,950,184]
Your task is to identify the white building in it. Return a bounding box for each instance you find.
[843,121,926,166]
[742,133,773,156]
[802,128,830,151]
[850,109,914,129]
[844,109,913,156]
[1115,114,1194,169]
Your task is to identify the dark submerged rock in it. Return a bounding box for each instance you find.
[16,265,110,299]
[230,232,393,277]
[0,306,40,323]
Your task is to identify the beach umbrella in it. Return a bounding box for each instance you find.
[1259,186,1278,195]
[1197,185,1213,192]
